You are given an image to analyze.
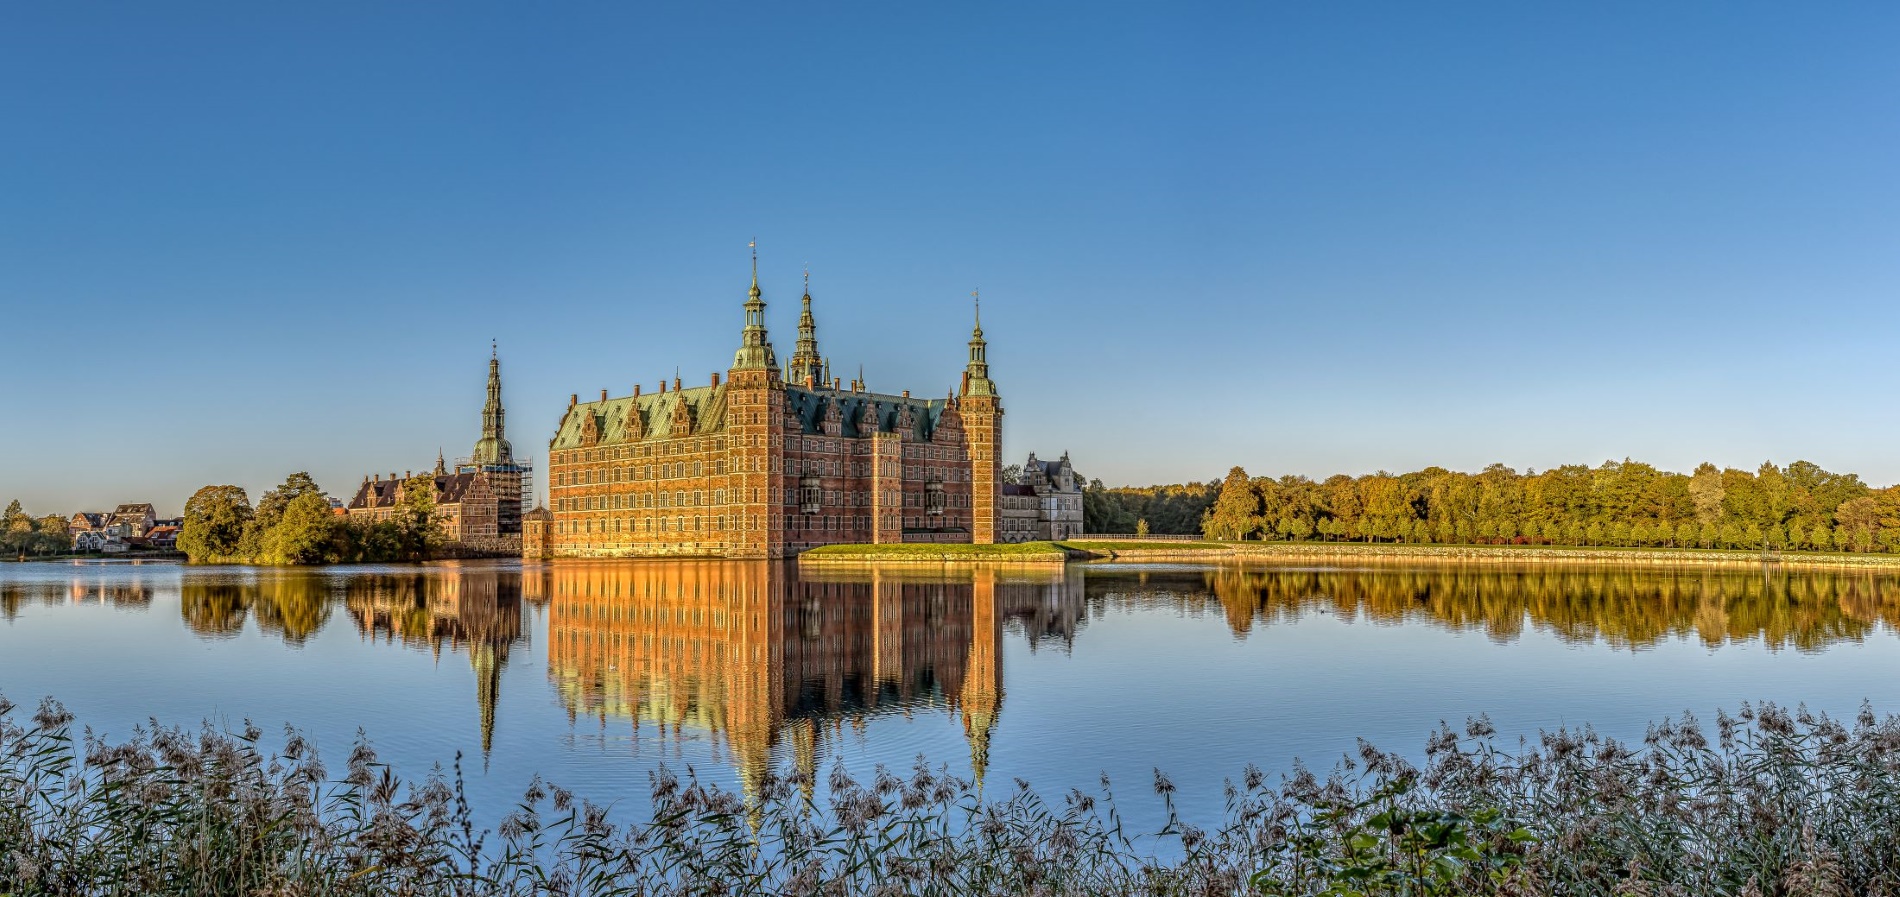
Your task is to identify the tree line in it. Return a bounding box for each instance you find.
[1081,480,1219,536]
[1201,459,1900,552]
[1,501,72,558]
[179,472,443,565]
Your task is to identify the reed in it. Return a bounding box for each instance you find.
[2,691,1895,895]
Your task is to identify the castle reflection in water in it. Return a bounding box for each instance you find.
[11,560,1900,786]
[541,563,1083,792]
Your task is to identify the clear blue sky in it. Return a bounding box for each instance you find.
[3,2,1898,515]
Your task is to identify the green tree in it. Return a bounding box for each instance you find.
[262,492,339,565]
[1135,518,1150,537]
[1203,467,1261,540]
[179,485,254,563]
[1813,524,1836,551]
[1,501,29,556]
[392,474,443,561]
[256,472,327,533]
[1688,463,1726,526]
[29,515,71,556]
[1836,496,1879,552]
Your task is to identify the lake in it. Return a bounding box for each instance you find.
[3,558,1899,831]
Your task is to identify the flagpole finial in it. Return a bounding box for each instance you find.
[972,289,981,328]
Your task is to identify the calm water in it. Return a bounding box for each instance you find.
[4,559,1900,830]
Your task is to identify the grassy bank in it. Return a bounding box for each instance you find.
[4,693,1897,895]
[798,542,1071,563]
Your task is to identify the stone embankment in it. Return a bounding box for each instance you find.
[1074,541,1900,571]
[798,540,1900,570]
[797,543,1072,565]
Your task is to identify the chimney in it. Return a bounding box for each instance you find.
[390,472,398,482]
[901,390,910,398]
[711,372,720,387]
[633,384,642,398]
[373,473,381,483]
[834,378,842,390]
[405,470,411,479]
[601,388,608,402]
[659,380,667,394]
[569,394,577,408]
[673,375,682,391]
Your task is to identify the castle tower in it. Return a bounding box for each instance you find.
[472,348,527,537]
[727,245,788,558]
[788,270,824,387]
[521,506,554,560]
[473,349,513,465]
[960,296,1003,544]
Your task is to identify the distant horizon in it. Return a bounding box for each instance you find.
[5,4,1898,514]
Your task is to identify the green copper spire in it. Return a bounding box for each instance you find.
[732,241,780,372]
[962,289,995,396]
[471,345,514,465]
[789,265,822,385]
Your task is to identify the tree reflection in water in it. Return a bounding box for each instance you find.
[1089,564,1900,652]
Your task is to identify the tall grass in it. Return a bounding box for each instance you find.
[3,691,1897,895]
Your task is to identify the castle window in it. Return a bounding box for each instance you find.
[675,490,685,506]
[926,482,946,516]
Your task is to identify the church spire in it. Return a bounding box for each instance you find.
[732,240,780,373]
[789,264,823,386]
[961,290,995,397]
[471,346,514,465]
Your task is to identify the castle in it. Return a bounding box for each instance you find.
[527,256,1002,559]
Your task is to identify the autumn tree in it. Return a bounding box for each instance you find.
[1202,467,1262,540]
